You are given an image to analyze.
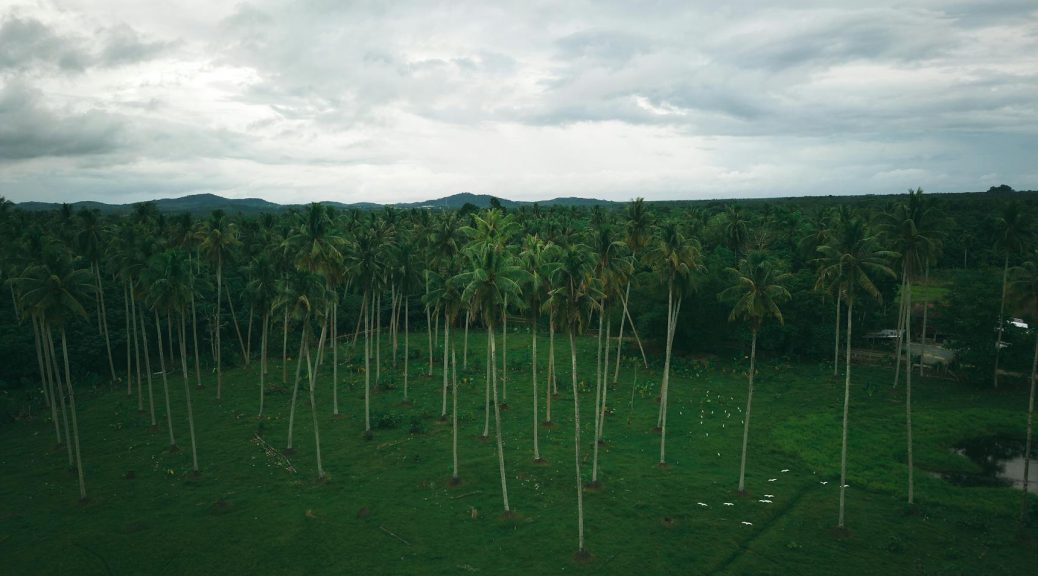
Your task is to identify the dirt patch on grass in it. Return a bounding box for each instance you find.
[210,499,233,515]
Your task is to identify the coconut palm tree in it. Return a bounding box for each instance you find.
[196,210,241,399]
[15,256,95,500]
[520,235,559,462]
[815,216,896,528]
[246,250,280,417]
[615,198,651,378]
[75,208,117,384]
[651,221,703,466]
[719,251,790,494]
[1008,256,1038,521]
[994,202,1033,388]
[457,209,524,515]
[546,239,600,557]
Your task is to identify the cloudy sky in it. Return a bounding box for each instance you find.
[1,0,1036,205]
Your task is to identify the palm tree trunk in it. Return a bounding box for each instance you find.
[8,282,18,322]
[282,305,289,385]
[483,328,491,438]
[532,317,541,461]
[95,264,116,384]
[59,328,86,501]
[616,280,648,368]
[502,295,508,403]
[124,281,133,395]
[138,296,156,427]
[738,328,758,493]
[602,316,611,433]
[332,300,339,416]
[569,328,586,553]
[893,273,908,390]
[259,310,269,417]
[376,292,382,387]
[364,293,372,433]
[426,273,433,377]
[905,285,914,505]
[287,325,307,450]
[190,291,202,389]
[659,290,680,465]
[305,318,327,479]
[592,299,604,483]
[179,311,199,472]
[441,309,450,418]
[547,313,556,420]
[216,257,223,399]
[32,314,61,444]
[390,285,398,368]
[46,327,73,467]
[834,290,842,377]
[154,311,176,448]
[451,339,460,481]
[167,311,176,368]
[129,282,143,411]
[246,304,254,365]
[918,262,929,376]
[489,324,511,512]
[995,254,1009,388]
[464,309,470,369]
[838,298,854,528]
[226,284,248,366]
[1021,333,1037,521]
[404,298,410,402]
[614,280,630,382]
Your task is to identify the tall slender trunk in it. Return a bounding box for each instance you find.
[364,293,372,433]
[59,328,86,501]
[130,282,143,411]
[532,316,541,461]
[834,290,842,377]
[905,285,914,504]
[305,317,328,479]
[124,281,133,395]
[602,316,611,437]
[995,254,1009,388]
[738,329,757,493]
[332,300,339,416]
[286,325,307,450]
[376,292,382,387]
[464,309,470,369]
[547,313,555,421]
[426,273,433,376]
[489,324,511,512]
[179,311,199,472]
[226,284,248,366]
[441,309,450,417]
[614,280,630,382]
[893,272,908,389]
[1021,333,1037,521]
[46,327,73,466]
[838,298,854,528]
[259,310,269,417]
[282,305,289,385]
[154,311,176,448]
[8,282,18,322]
[617,281,648,368]
[190,292,202,389]
[32,314,61,444]
[570,329,586,553]
[246,304,254,365]
[918,262,929,376]
[502,295,508,402]
[216,257,223,399]
[592,298,604,483]
[404,298,410,402]
[451,338,460,480]
[659,292,680,465]
[483,328,491,438]
[138,296,156,427]
[95,264,116,384]
[391,285,398,367]
[167,310,176,369]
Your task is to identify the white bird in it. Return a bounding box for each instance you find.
[768,478,777,482]
[763,494,774,498]
[758,499,772,504]
[842,484,850,488]
[820,481,828,485]
[697,502,709,507]
[741,521,753,526]
[781,469,789,473]
[723,502,734,506]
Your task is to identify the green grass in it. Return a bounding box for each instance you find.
[1,329,1035,575]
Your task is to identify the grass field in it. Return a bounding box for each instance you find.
[1,329,1035,575]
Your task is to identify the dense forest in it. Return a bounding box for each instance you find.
[0,188,1036,568]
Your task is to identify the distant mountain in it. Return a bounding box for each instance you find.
[16,192,617,214]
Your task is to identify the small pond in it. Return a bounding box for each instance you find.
[937,435,1038,494]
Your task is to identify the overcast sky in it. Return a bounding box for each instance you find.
[1,0,1036,205]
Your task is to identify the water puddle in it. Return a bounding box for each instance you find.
[937,435,1037,494]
